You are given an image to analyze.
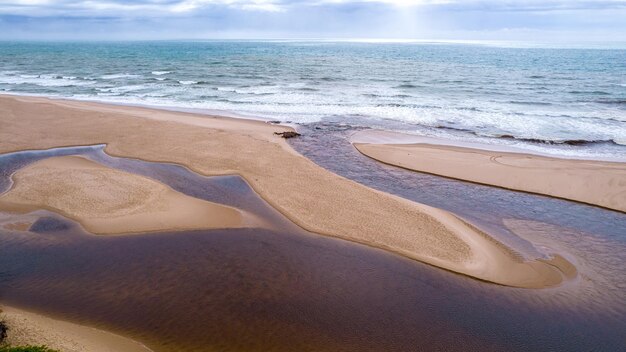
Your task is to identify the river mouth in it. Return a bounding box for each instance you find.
[0,144,625,351]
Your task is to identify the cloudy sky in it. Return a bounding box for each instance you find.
[0,0,625,41]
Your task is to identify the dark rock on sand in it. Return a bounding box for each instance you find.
[274,131,301,139]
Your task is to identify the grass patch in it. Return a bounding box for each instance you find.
[0,318,59,352]
[0,347,60,352]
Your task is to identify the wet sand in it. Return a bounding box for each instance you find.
[0,156,252,234]
[352,130,626,212]
[0,306,152,352]
[0,94,573,288]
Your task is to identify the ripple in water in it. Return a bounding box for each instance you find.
[0,145,624,352]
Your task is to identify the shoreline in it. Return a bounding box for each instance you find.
[4,91,623,163]
[0,93,576,288]
[350,129,626,163]
[352,130,626,213]
[0,91,296,128]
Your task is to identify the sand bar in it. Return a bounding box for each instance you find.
[0,305,152,352]
[352,130,626,213]
[0,94,575,288]
[0,155,254,234]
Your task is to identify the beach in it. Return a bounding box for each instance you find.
[352,130,626,212]
[0,94,576,289]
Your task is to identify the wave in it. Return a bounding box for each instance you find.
[594,99,626,105]
[101,73,139,80]
[490,134,622,147]
[179,80,198,85]
[431,125,624,147]
[96,85,152,93]
[508,100,552,106]
[376,103,443,110]
[569,90,611,95]
[319,77,346,82]
[0,73,94,87]
[214,85,280,95]
[363,93,414,99]
[457,106,481,112]
[433,125,475,133]
[151,71,171,76]
[395,84,419,89]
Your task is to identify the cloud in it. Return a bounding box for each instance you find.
[0,0,287,16]
[0,0,625,40]
[1,0,626,17]
[428,0,626,12]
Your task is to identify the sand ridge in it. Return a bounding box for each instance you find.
[0,155,257,234]
[0,95,575,288]
[352,131,626,213]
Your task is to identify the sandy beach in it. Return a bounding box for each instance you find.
[0,306,152,352]
[0,155,255,234]
[352,130,626,213]
[0,94,575,288]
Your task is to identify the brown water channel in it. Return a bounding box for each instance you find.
[0,145,625,351]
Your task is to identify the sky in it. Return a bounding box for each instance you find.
[0,0,625,41]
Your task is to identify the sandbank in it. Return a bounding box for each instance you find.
[0,155,254,234]
[0,305,152,352]
[352,130,626,213]
[0,94,575,288]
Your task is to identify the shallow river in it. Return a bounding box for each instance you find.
[0,139,624,351]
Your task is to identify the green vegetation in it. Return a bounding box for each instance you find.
[0,321,7,343]
[0,346,60,352]
[0,319,59,352]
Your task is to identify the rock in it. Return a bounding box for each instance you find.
[274,131,301,139]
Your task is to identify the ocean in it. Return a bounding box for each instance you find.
[1,40,625,160]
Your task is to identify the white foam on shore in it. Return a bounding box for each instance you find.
[0,73,94,87]
[350,130,626,163]
[1,88,622,162]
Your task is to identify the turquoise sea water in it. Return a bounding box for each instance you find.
[1,40,625,159]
